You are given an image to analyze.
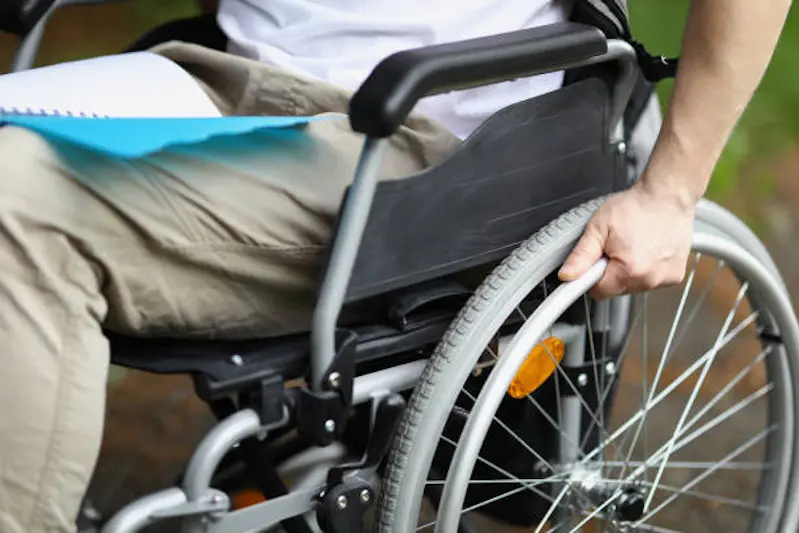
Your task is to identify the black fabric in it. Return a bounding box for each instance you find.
[0,0,55,35]
[573,0,679,82]
[343,77,623,303]
[623,70,655,137]
[125,13,227,53]
[629,40,679,82]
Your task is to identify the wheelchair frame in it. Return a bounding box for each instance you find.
[6,8,797,532]
[7,0,130,72]
[91,35,640,533]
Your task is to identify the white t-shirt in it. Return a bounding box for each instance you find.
[218,0,571,138]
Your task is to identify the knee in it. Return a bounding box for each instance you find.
[0,127,97,229]
[0,126,62,207]
[0,125,55,168]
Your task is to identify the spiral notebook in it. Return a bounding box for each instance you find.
[0,52,332,158]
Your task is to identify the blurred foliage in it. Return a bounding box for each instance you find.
[630,2,799,202]
[128,0,198,28]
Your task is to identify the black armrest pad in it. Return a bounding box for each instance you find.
[0,0,56,35]
[349,22,607,138]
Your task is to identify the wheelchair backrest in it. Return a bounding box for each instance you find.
[341,76,624,303]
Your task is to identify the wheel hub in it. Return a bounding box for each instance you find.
[614,487,645,522]
[572,469,646,523]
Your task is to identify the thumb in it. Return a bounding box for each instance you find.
[559,223,606,281]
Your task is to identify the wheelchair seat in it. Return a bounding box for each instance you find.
[108,278,476,402]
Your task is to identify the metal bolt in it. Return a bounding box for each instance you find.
[328,371,341,389]
[210,494,222,505]
[605,361,617,376]
[82,502,102,522]
[617,141,627,154]
[230,354,244,366]
[577,373,588,387]
[533,461,550,475]
[325,419,336,433]
[336,495,348,510]
[359,489,371,504]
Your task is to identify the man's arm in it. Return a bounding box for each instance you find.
[643,0,792,207]
[559,0,793,297]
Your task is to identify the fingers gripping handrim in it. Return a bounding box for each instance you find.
[559,218,606,281]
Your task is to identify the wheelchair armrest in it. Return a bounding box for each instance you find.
[349,22,607,138]
[0,0,57,35]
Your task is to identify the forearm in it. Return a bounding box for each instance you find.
[640,0,792,207]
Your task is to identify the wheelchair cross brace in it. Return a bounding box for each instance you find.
[101,359,425,533]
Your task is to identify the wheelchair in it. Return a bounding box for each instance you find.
[4,3,799,533]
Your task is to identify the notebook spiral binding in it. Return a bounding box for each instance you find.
[0,106,108,118]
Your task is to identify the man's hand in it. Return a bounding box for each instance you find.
[558,0,791,296]
[558,182,694,299]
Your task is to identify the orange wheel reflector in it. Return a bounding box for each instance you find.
[507,336,565,399]
[232,489,266,509]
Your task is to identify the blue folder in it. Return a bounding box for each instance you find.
[0,115,342,158]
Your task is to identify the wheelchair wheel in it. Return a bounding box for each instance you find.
[377,198,799,533]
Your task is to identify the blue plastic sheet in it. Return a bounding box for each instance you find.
[0,115,341,158]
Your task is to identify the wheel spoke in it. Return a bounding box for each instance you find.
[525,393,584,458]
[632,480,765,511]
[621,335,769,484]
[635,426,774,526]
[624,385,773,487]
[578,304,645,451]
[636,523,684,533]
[668,345,772,444]
[579,310,760,466]
[670,259,725,354]
[461,388,557,473]
[592,461,769,471]
[647,254,701,404]
[583,296,606,450]
[483,343,584,458]
[565,489,622,533]
[644,282,750,510]
[539,340,621,458]
[627,257,699,480]
[419,481,578,531]
[534,484,571,533]
[438,435,559,505]
[425,475,568,486]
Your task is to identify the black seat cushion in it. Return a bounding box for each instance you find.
[0,0,56,35]
[107,330,310,384]
[107,317,452,401]
[107,278,474,391]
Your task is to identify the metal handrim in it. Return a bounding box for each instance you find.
[434,232,797,533]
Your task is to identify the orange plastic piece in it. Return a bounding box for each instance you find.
[507,336,565,399]
[232,489,266,509]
